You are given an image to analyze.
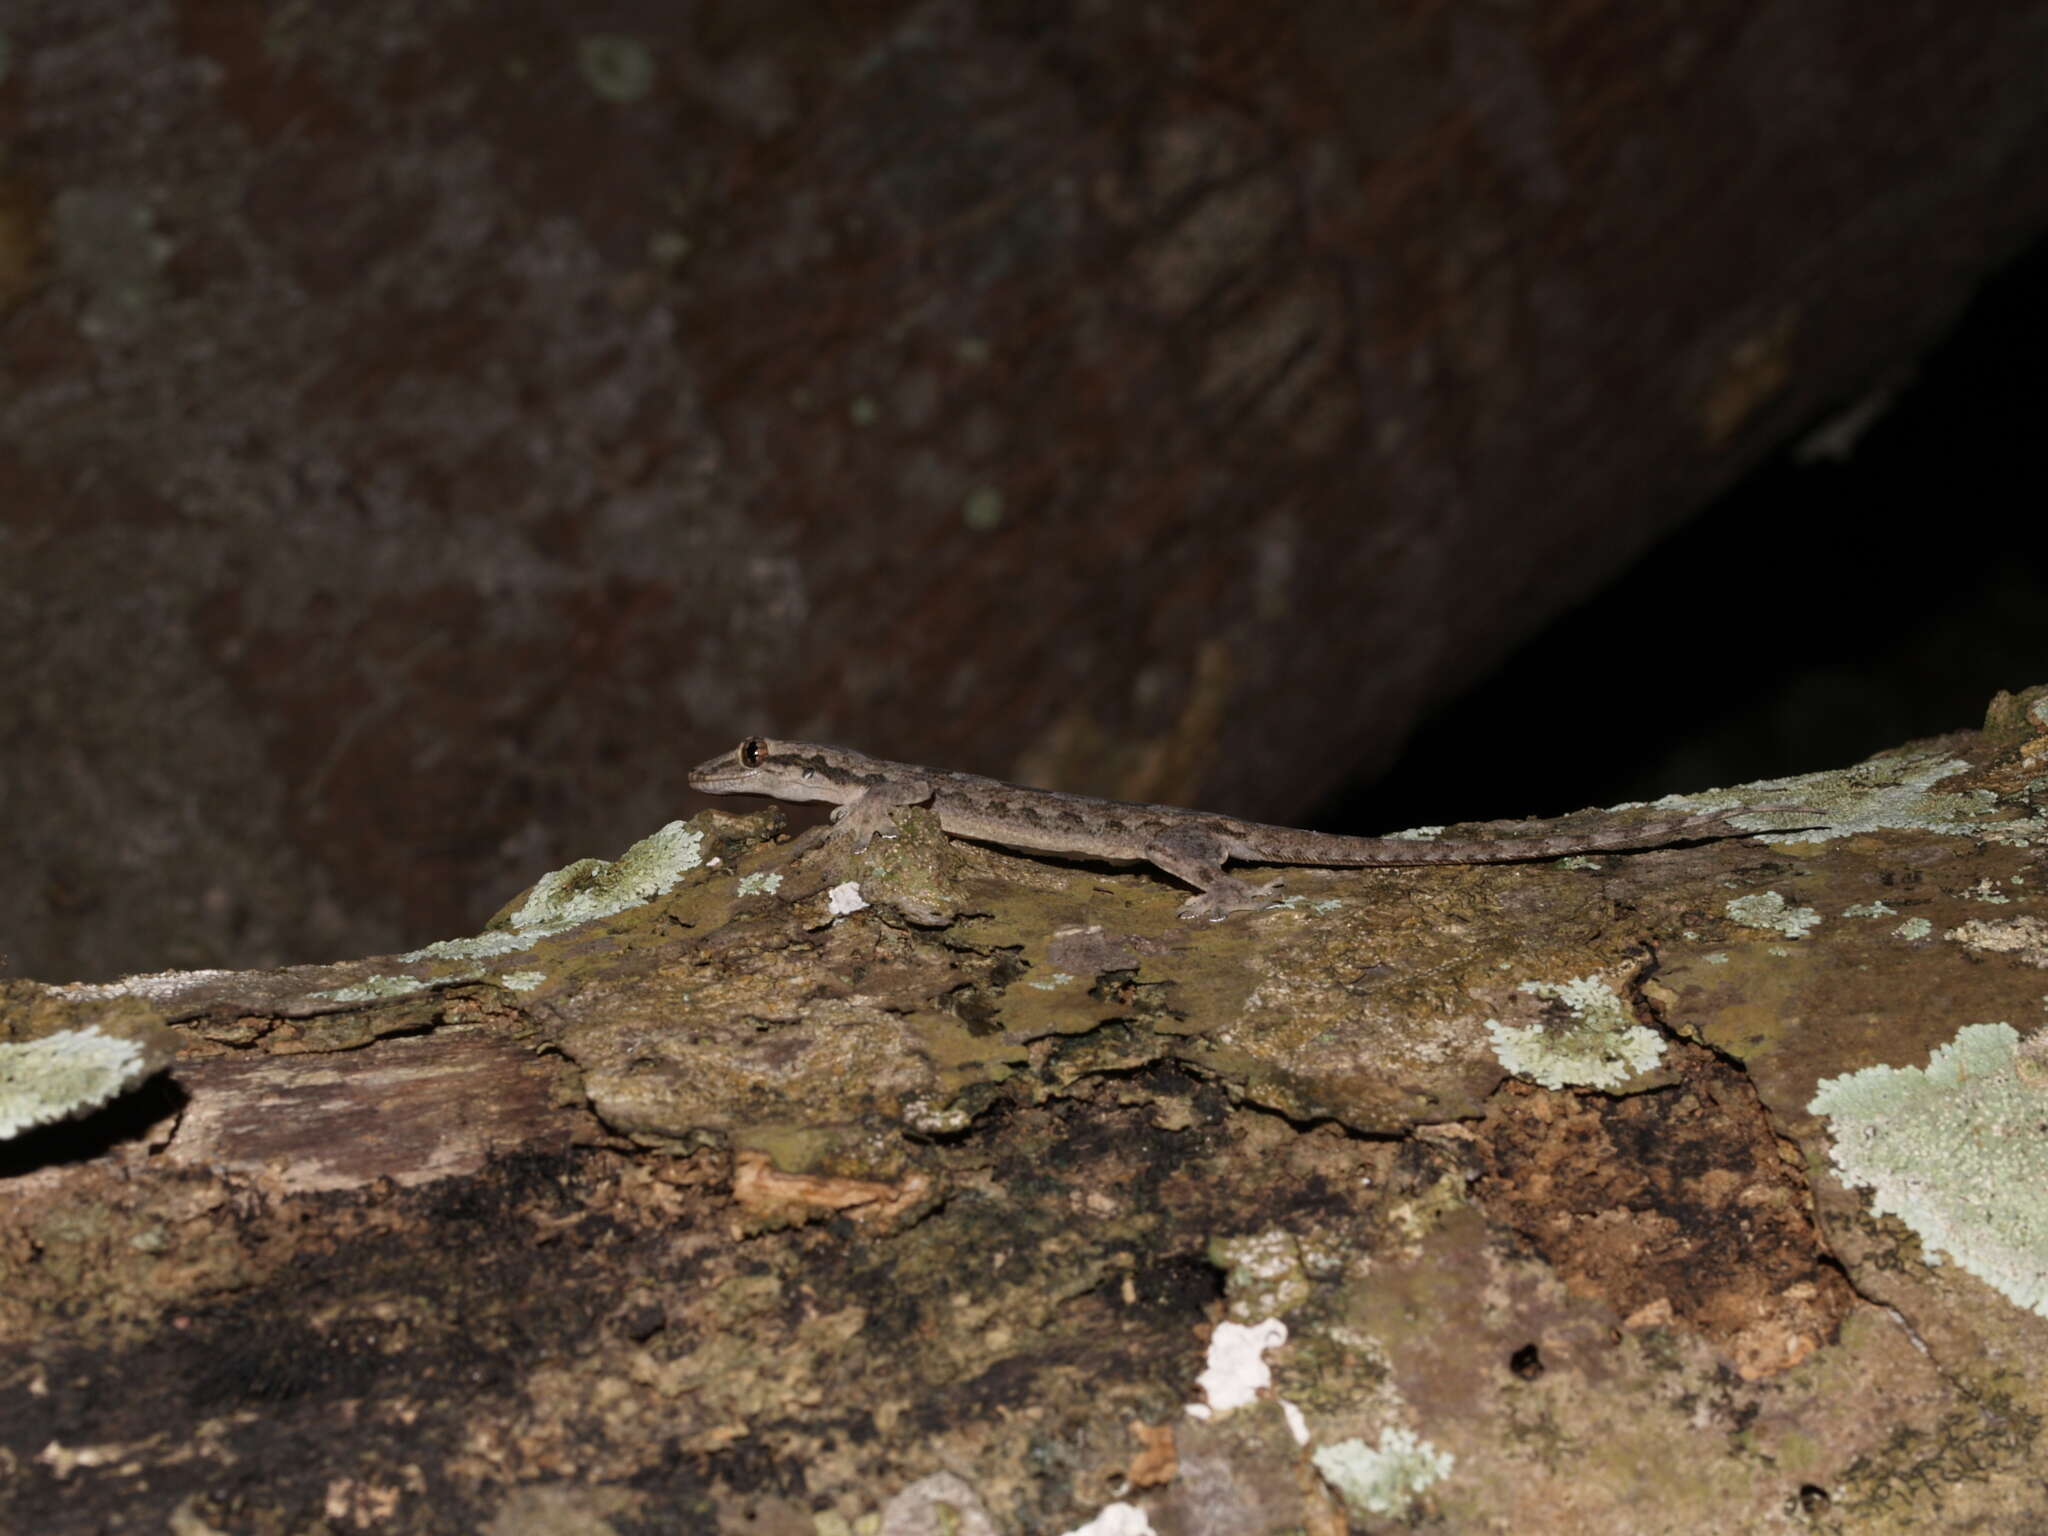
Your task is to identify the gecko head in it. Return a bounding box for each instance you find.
[688,737,851,802]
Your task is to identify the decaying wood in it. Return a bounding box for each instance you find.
[5,689,2048,1533]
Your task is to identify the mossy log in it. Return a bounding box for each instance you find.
[5,689,2048,1534]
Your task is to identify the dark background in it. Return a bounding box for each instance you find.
[1338,233,2048,831]
[4,3,2047,983]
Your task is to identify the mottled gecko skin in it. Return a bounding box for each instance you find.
[688,738,1788,920]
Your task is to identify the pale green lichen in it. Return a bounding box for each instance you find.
[402,929,536,964]
[1725,891,1821,939]
[827,882,869,916]
[1484,976,1664,1090]
[1025,971,1076,991]
[1638,751,2048,847]
[1843,902,1896,919]
[1809,1022,2048,1317]
[0,1027,171,1141]
[735,871,783,897]
[403,822,706,964]
[512,823,705,930]
[311,974,429,1004]
[1313,1428,1454,1517]
[1896,917,1933,941]
[499,971,547,992]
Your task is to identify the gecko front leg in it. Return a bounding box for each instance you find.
[829,777,936,850]
[1146,826,1286,920]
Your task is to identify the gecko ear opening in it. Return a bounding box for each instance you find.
[740,737,765,767]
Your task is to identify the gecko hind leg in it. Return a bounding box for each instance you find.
[1147,829,1285,920]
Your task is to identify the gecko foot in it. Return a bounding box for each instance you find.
[1177,877,1286,921]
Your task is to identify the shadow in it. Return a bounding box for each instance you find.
[0,1072,191,1180]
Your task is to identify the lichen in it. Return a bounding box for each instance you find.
[310,974,429,1004]
[1896,917,1933,941]
[827,882,869,916]
[499,971,547,992]
[1485,976,1664,1090]
[0,1027,171,1141]
[1188,1318,1288,1416]
[1725,892,1821,939]
[1809,1022,2048,1317]
[1843,902,1896,919]
[52,969,235,1003]
[1640,750,2048,847]
[510,822,705,931]
[1312,1427,1454,1517]
[1209,1230,1312,1321]
[734,871,782,897]
[1945,917,2048,967]
[1059,1503,1155,1536]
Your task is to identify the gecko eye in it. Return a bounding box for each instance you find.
[739,737,765,767]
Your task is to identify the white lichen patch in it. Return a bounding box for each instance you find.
[1025,971,1076,991]
[1638,751,2048,847]
[498,971,547,992]
[52,968,235,1004]
[1843,902,1896,919]
[1187,1317,1288,1417]
[1965,879,2014,904]
[903,1097,974,1134]
[1312,1427,1454,1518]
[1809,1022,2048,1317]
[827,882,869,916]
[734,871,783,897]
[1945,916,2048,968]
[310,974,429,1004]
[1059,1502,1156,1536]
[1485,976,1664,1090]
[0,1027,172,1141]
[1725,891,1821,939]
[1896,917,1933,941]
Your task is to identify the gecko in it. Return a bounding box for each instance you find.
[687,737,1803,921]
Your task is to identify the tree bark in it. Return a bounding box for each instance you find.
[6,688,2048,1533]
